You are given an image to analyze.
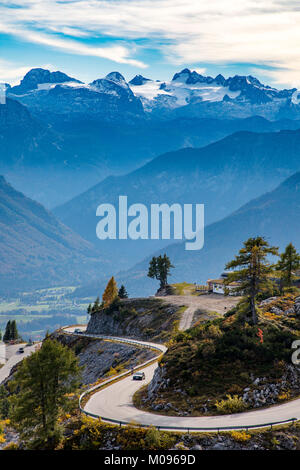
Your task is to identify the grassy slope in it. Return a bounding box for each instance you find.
[139,293,300,415]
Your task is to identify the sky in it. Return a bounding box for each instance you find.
[0,0,300,88]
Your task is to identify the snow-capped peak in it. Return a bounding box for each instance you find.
[129,75,151,86]
[105,71,128,87]
[10,68,82,95]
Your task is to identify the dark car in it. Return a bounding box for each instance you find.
[132,371,145,380]
[18,347,24,354]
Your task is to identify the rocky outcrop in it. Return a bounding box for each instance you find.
[86,298,181,342]
[259,295,300,316]
[155,285,175,297]
[52,331,156,385]
[242,364,300,408]
[147,366,168,400]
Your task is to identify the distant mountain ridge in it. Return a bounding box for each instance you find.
[3,94,300,207]
[54,127,300,271]
[7,67,300,121]
[118,170,300,296]
[0,176,108,294]
[74,170,300,299]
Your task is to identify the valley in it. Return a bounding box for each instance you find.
[0,286,92,341]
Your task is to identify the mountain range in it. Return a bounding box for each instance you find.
[73,170,300,298]
[8,67,300,121]
[0,176,108,295]
[2,66,300,296]
[2,67,300,208]
[53,127,300,270]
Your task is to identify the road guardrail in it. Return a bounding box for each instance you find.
[62,327,299,433]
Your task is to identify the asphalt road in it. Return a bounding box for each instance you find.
[66,326,300,431]
[84,361,300,430]
[0,343,38,385]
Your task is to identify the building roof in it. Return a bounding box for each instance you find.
[207,279,239,287]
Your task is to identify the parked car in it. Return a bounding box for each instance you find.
[18,347,24,354]
[74,329,82,334]
[132,371,145,380]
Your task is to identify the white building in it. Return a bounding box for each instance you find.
[207,272,239,295]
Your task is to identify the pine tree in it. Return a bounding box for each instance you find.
[118,285,128,299]
[92,296,100,313]
[87,303,92,315]
[102,277,118,307]
[276,243,300,289]
[224,237,278,325]
[0,385,9,419]
[147,254,174,289]
[3,321,11,342]
[9,338,81,449]
[10,320,19,340]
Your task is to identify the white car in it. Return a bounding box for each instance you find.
[132,371,145,380]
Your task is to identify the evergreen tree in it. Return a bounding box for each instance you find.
[87,303,92,315]
[276,243,300,289]
[0,385,9,419]
[224,237,278,325]
[147,254,174,289]
[118,285,128,299]
[10,320,19,340]
[92,296,100,313]
[3,321,11,342]
[9,338,81,449]
[102,277,118,307]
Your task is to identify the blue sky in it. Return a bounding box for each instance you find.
[0,1,300,87]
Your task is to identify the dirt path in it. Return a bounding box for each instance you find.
[158,294,241,330]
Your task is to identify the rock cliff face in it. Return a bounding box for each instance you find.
[51,331,156,385]
[86,298,182,342]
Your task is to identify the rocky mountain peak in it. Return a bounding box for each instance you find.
[10,68,81,95]
[105,71,127,87]
[129,75,151,86]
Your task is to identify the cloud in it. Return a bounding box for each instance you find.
[0,1,300,85]
[0,59,40,85]
[0,21,147,68]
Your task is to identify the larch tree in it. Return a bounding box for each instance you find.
[9,338,81,449]
[276,243,300,290]
[102,276,118,307]
[224,237,278,325]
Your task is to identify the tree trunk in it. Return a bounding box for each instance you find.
[250,295,257,325]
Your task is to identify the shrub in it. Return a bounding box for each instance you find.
[106,367,118,377]
[144,426,175,450]
[3,442,19,450]
[230,430,251,442]
[278,391,290,401]
[215,395,248,414]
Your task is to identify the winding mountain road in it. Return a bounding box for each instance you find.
[65,326,300,431]
[0,343,38,385]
